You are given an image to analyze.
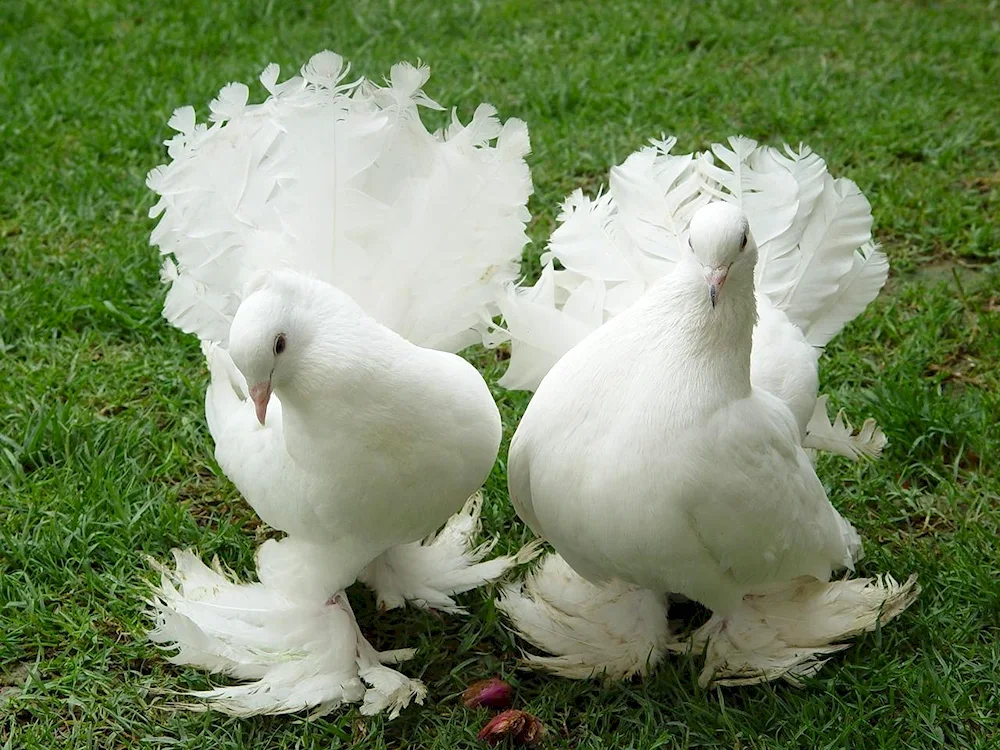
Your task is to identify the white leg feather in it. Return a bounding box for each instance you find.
[146,550,425,718]
[803,394,888,460]
[336,593,427,719]
[358,494,542,613]
[672,574,920,688]
[496,553,673,680]
[498,554,917,689]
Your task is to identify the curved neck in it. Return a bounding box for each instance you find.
[639,263,757,411]
[274,319,411,469]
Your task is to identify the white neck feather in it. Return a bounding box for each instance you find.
[274,310,413,469]
[634,259,757,416]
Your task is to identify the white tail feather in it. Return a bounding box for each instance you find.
[699,136,799,248]
[802,241,890,347]
[357,494,542,613]
[496,136,885,373]
[611,137,707,268]
[494,135,887,458]
[493,265,601,390]
[496,553,672,680]
[804,394,888,460]
[774,177,876,338]
[546,189,637,282]
[150,51,532,353]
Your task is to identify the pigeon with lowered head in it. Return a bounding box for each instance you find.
[146,51,535,717]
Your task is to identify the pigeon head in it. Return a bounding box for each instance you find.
[228,270,362,425]
[687,202,756,309]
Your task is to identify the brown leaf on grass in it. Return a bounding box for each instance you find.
[960,172,1000,194]
[926,362,985,388]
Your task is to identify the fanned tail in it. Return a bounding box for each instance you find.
[149,51,531,354]
[702,141,887,346]
[146,550,425,718]
[674,574,920,688]
[495,136,887,391]
[492,265,597,390]
[496,553,672,680]
[800,240,889,347]
[698,136,799,249]
[494,135,887,459]
[356,97,532,352]
[493,138,704,391]
[358,494,542,613]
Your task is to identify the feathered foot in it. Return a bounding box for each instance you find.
[670,573,920,688]
[496,553,672,680]
[804,395,887,460]
[146,550,425,718]
[358,494,542,613]
[335,592,428,719]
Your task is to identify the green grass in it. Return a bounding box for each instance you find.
[2,0,999,747]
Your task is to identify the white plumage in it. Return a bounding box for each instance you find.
[498,196,917,686]
[492,136,887,460]
[497,553,672,681]
[145,52,534,716]
[151,52,531,352]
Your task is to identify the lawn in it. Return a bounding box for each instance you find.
[2,0,999,747]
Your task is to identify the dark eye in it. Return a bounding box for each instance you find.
[273,333,287,356]
[740,234,748,250]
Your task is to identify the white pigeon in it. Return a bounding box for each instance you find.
[144,51,534,717]
[492,136,888,461]
[498,202,918,687]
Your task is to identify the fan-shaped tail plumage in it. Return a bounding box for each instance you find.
[496,553,672,680]
[149,51,532,352]
[146,550,425,718]
[493,136,887,460]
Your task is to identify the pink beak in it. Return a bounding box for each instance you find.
[248,381,272,426]
[705,266,729,308]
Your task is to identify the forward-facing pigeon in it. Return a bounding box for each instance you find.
[498,189,916,686]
